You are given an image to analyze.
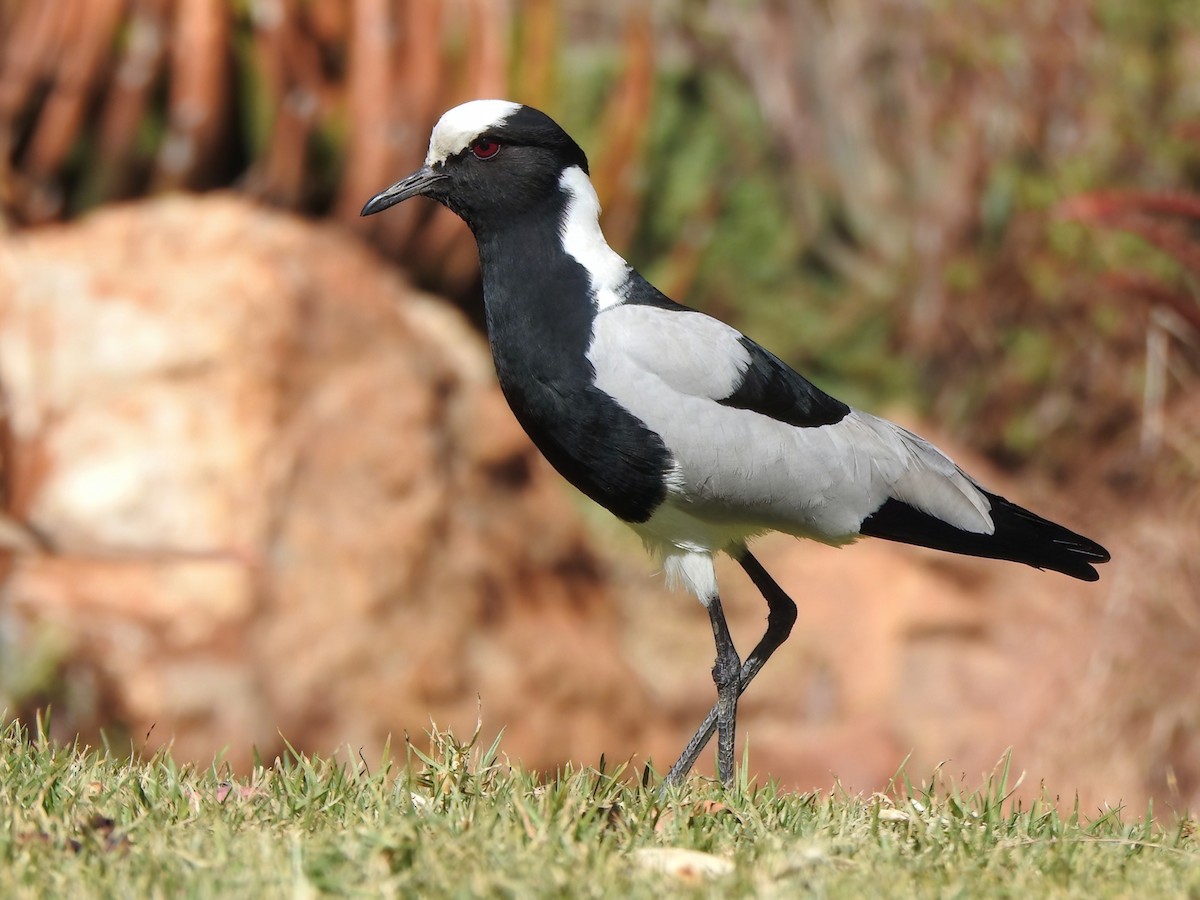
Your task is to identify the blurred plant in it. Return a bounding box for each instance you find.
[4,0,1200,483]
[0,0,654,296]
[659,0,1200,481]
[1058,188,1200,471]
[694,0,1101,345]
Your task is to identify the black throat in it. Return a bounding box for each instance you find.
[472,191,671,523]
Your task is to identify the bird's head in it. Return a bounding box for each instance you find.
[360,100,590,231]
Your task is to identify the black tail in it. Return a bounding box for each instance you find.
[859,491,1110,581]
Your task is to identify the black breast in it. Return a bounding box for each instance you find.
[476,217,672,524]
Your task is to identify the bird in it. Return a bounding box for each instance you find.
[361,99,1111,788]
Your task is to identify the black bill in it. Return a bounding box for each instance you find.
[360,166,444,217]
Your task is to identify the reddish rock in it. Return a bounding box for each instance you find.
[0,194,653,768]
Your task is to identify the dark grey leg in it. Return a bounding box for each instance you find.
[661,550,798,789]
[706,592,741,786]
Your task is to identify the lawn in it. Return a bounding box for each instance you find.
[1,717,1196,898]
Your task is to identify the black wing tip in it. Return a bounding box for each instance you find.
[1042,556,1102,582]
[992,493,1111,580]
[860,494,1111,581]
[1055,538,1111,564]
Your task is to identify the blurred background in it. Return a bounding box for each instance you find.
[1,0,1198,810]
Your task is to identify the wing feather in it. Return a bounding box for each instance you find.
[587,298,1107,580]
[588,304,992,540]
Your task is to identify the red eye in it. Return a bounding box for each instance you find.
[471,139,501,160]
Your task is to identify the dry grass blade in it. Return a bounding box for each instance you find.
[248,0,294,202]
[21,0,124,218]
[337,0,397,222]
[372,0,445,248]
[159,0,232,190]
[92,1,170,201]
[590,9,654,254]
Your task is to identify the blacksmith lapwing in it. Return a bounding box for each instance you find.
[361,100,1110,788]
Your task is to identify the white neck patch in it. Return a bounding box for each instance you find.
[425,99,522,167]
[558,166,630,310]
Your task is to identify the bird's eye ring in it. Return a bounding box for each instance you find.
[471,139,501,160]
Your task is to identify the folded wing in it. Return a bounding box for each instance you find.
[588,300,1108,580]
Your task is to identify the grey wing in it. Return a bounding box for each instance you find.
[586,304,995,541]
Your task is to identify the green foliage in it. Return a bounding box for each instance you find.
[1,717,1196,897]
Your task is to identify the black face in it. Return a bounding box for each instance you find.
[360,105,590,233]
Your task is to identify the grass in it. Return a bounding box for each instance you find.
[1,717,1197,898]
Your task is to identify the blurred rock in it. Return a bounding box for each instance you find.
[0,194,651,768]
